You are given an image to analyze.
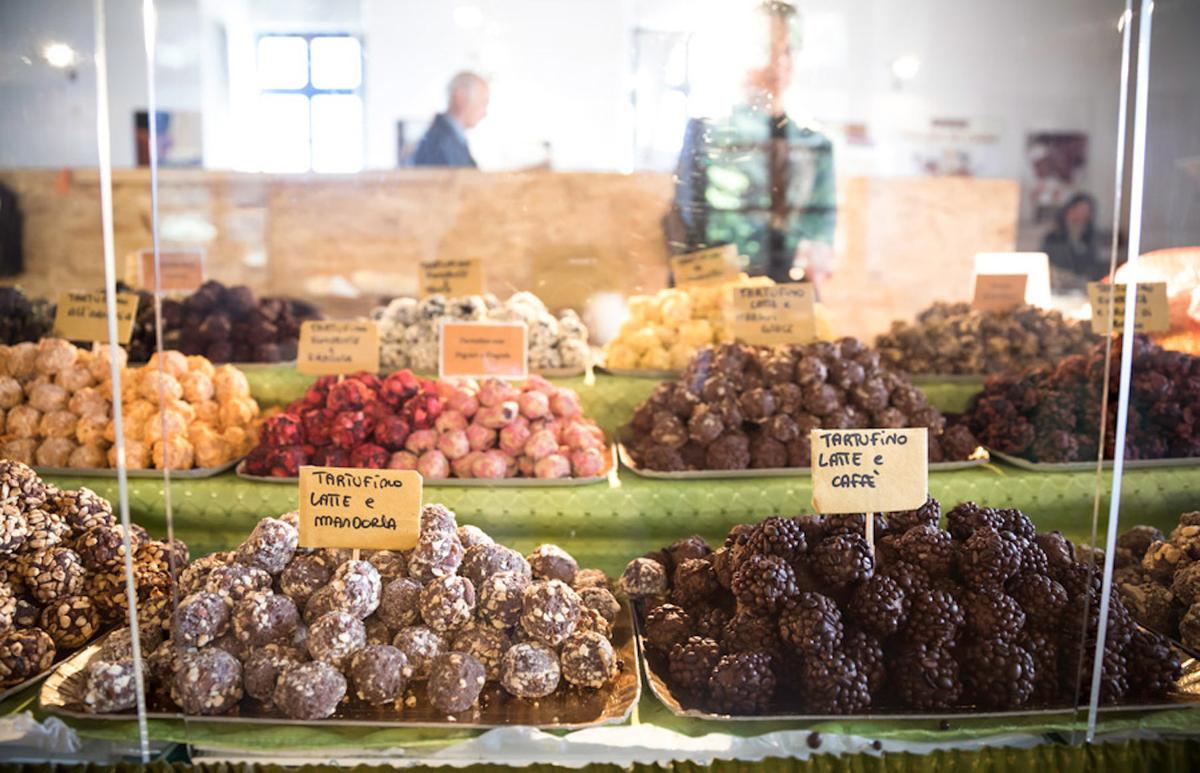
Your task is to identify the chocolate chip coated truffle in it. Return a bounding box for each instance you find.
[349,644,410,704]
[520,580,581,647]
[527,544,578,585]
[273,660,346,719]
[427,652,486,713]
[560,630,618,688]
[500,641,560,698]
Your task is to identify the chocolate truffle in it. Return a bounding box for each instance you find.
[392,625,445,679]
[560,631,618,688]
[618,558,668,599]
[478,571,531,629]
[243,643,306,703]
[307,611,366,669]
[500,641,560,699]
[171,591,230,648]
[579,586,621,626]
[279,554,333,605]
[83,659,140,713]
[75,524,142,571]
[37,595,97,648]
[406,532,465,583]
[366,550,408,581]
[21,546,85,603]
[520,580,581,647]
[451,624,511,681]
[330,560,382,619]
[173,649,242,715]
[0,629,54,685]
[349,644,410,704]
[204,563,272,606]
[376,577,422,630]
[235,517,298,575]
[460,544,531,589]
[233,591,300,646]
[527,544,578,585]
[573,568,610,591]
[419,575,475,633]
[273,660,346,719]
[427,652,486,713]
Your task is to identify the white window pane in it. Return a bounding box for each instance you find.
[311,94,363,173]
[310,36,361,90]
[257,36,309,89]
[256,93,310,172]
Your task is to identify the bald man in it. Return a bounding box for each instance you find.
[412,71,490,168]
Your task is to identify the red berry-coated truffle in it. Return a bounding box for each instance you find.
[331,411,373,449]
[311,446,350,467]
[262,414,303,447]
[372,416,411,450]
[301,408,336,446]
[380,370,422,408]
[268,445,307,477]
[327,379,375,413]
[350,443,389,469]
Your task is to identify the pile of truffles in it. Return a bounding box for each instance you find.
[245,370,607,480]
[125,281,321,364]
[78,506,624,719]
[1113,511,1200,653]
[621,498,1181,715]
[0,460,187,687]
[0,339,260,470]
[627,339,980,472]
[875,302,1096,376]
[373,292,589,373]
[967,335,1200,463]
[0,289,55,347]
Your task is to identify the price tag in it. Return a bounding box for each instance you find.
[419,258,485,298]
[1088,282,1170,335]
[298,466,422,550]
[728,283,816,345]
[670,245,738,287]
[139,249,205,292]
[298,320,380,376]
[972,273,1028,312]
[53,290,139,344]
[439,321,528,380]
[810,428,928,514]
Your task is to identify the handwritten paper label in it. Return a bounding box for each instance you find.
[53,291,139,344]
[972,273,1028,312]
[1088,282,1170,335]
[439,321,528,380]
[729,283,817,345]
[671,245,739,287]
[811,428,928,514]
[139,249,205,292]
[298,466,422,550]
[298,320,380,376]
[419,258,485,298]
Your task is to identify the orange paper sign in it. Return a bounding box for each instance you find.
[298,320,380,376]
[439,321,528,380]
[419,258,485,298]
[810,428,928,514]
[972,273,1028,312]
[53,290,139,344]
[670,245,739,287]
[139,249,205,292]
[298,466,422,550]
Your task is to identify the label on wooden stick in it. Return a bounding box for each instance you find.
[729,283,817,345]
[420,258,485,298]
[439,321,528,380]
[811,428,928,514]
[139,249,205,292]
[972,273,1028,312]
[298,320,380,376]
[1088,282,1169,335]
[670,245,738,287]
[53,290,139,344]
[298,466,422,550]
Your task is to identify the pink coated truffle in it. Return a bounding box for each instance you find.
[570,448,606,477]
[417,449,450,479]
[518,391,551,420]
[524,375,557,396]
[525,430,559,460]
[466,423,497,451]
[472,450,509,479]
[477,402,519,429]
[563,421,604,451]
[534,454,571,479]
[499,420,532,456]
[445,389,480,417]
[478,379,520,408]
[518,457,535,477]
[388,450,419,470]
[437,429,471,460]
[435,410,469,434]
[405,428,439,454]
[550,389,583,419]
[452,451,482,478]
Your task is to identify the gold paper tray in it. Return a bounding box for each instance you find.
[41,602,641,730]
[616,443,990,480]
[0,632,107,703]
[235,446,615,487]
[635,618,1200,721]
[36,457,242,480]
[990,449,1200,473]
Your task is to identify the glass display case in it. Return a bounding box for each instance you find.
[0,0,1198,768]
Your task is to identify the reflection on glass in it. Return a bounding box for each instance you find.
[312,94,364,173]
[255,93,309,172]
[310,36,362,90]
[256,36,308,90]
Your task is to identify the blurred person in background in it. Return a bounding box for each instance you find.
[667,1,836,292]
[1042,192,1103,292]
[412,71,490,168]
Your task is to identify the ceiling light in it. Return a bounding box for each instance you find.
[890,54,921,82]
[43,42,77,69]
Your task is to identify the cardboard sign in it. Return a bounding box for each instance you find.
[53,290,139,344]
[298,320,380,376]
[728,283,817,345]
[419,258,485,298]
[439,321,528,380]
[810,428,928,514]
[298,466,422,550]
[670,245,739,287]
[139,249,205,292]
[1088,282,1170,335]
[972,273,1028,313]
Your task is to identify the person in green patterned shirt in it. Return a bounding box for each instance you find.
[667,1,836,293]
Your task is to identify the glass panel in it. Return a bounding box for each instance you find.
[255,92,310,172]
[257,35,309,90]
[310,35,362,90]
[311,93,363,172]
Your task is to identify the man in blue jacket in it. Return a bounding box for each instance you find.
[412,72,490,168]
